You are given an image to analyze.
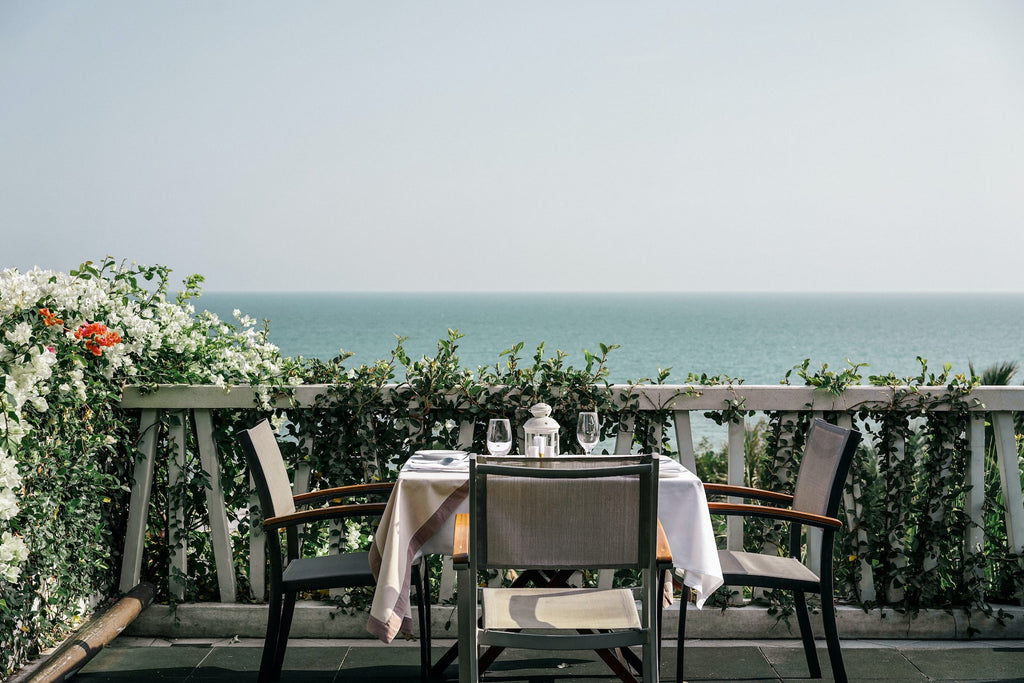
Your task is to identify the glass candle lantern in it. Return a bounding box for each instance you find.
[522,402,560,456]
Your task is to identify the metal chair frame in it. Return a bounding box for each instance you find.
[677,418,861,683]
[454,454,671,683]
[239,419,432,683]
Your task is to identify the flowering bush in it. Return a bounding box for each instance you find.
[0,258,299,677]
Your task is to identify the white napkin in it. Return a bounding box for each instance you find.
[403,454,469,472]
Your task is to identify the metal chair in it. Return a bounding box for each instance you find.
[239,419,432,683]
[676,418,861,683]
[454,454,672,683]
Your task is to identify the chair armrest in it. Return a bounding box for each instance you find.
[293,482,394,507]
[263,502,388,530]
[453,513,470,567]
[703,483,794,505]
[656,520,673,567]
[707,502,842,530]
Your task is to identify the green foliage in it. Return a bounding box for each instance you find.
[3,259,1024,681]
[0,259,298,678]
[692,359,1023,622]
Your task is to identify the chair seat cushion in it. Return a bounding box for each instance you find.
[481,587,641,631]
[718,550,821,591]
[282,551,375,592]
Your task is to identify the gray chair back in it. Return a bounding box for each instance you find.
[240,420,297,520]
[791,418,861,519]
[470,455,658,571]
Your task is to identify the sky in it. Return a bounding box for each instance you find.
[2,1,1023,293]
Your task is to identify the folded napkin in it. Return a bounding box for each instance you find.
[403,454,469,472]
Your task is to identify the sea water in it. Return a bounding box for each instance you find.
[198,292,1024,445]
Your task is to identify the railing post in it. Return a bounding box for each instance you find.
[167,410,188,602]
[965,414,987,593]
[837,413,875,604]
[615,414,635,454]
[992,411,1024,604]
[673,411,696,472]
[725,418,746,604]
[119,409,160,593]
[291,414,313,544]
[921,428,955,578]
[885,431,908,604]
[726,419,745,553]
[752,411,798,602]
[249,472,266,600]
[650,422,664,454]
[194,409,237,603]
[457,418,475,451]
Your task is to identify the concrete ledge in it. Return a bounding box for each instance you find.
[126,602,1024,641]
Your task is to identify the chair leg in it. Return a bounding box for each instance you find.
[272,591,298,680]
[260,588,284,683]
[676,587,689,683]
[821,595,848,683]
[793,590,822,679]
[414,559,432,682]
[456,568,478,683]
[657,569,666,665]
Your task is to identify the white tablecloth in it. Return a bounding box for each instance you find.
[367,455,723,643]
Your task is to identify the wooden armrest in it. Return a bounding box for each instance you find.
[656,519,673,566]
[703,483,794,505]
[707,502,843,529]
[293,482,394,506]
[263,502,387,530]
[453,513,470,566]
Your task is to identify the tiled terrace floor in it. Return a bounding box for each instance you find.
[18,637,1024,683]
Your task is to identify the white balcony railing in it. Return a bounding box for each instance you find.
[118,384,1024,607]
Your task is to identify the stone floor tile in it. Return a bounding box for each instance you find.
[900,646,1024,681]
[189,645,348,679]
[762,645,925,681]
[338,645,429,681]
[677,645,777,681]
[21,640,1024,683]
[75,644,210,681]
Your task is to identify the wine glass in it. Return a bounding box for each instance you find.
[576,411,599,455]
[486,418,513,456]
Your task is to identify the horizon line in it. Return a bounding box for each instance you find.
[195,289,1024,296]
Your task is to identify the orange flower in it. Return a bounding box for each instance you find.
[74,321,121,356]
[38,308,63,327]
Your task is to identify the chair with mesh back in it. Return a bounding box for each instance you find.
[675,418,861,683]
[453,454,672,683]
[239,419,432,683]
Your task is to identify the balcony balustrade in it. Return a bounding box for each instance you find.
[118,384,1024,609]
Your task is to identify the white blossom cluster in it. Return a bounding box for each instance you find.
[0,265,298,585]
[0,530,27,583]
[0,442,22,586]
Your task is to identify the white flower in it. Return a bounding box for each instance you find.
[0,490,17,522]
[1,263,294,583]
[4,322,32,346]
[0,452,20,491]
[345,521,363,551]
[0,532,28,583]
[270,413,288,433]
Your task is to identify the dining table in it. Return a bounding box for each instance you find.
[367,452,724,647]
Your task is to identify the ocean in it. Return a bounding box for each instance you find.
[198,292,1024,445]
